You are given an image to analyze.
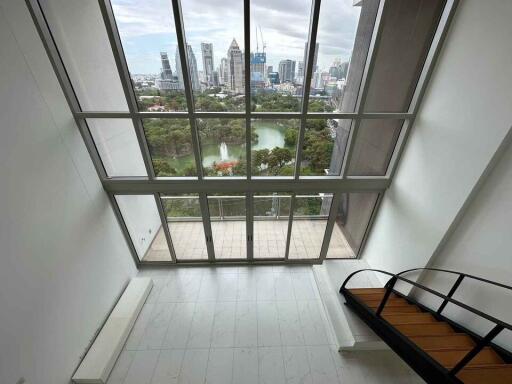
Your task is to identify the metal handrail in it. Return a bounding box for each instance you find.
[340,267,512,376]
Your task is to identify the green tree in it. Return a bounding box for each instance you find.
[252,148,270,170]
[152,159,176,177]
[268,147,293,174]
[284,128,298,146]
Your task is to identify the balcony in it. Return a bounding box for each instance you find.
[143,194,355,262]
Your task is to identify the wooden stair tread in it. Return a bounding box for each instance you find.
[409,334,476,350]
[425,347,504,369]
[343,287,512,383]
[350,292,399,301]
[457,364,512,384]
[395,322,454,336]
[348,288,386,295]
[382,312,436,324]
[376,305,421,313]
[360,298,408,307]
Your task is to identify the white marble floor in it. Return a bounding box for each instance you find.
[108,265,423,384]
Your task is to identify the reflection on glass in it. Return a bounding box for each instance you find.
[41,0,128,111]
[115,195,170,261]
[162,194,207,260]
[251,119,299,176]
[347,119,403,176]
[363,0,446,112]
[111,0,187,112]
[289,194,332,259]
[253,193,291,259]
[308,0,364,113]
[88,119,147,177]
[142,118,196,177]
[250,0,311,112]
[327,193,378,258]
[300,119,347,176]
[197,119,246,176]
[181,0,245,111]
[208,194,247,259]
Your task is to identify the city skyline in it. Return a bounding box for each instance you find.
[111,0,361,74]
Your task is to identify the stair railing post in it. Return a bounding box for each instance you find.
[449,324,504,376]
[437,274,465,315]
[376,276,397,317]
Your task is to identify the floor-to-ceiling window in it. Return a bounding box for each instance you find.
[30,0,455,264]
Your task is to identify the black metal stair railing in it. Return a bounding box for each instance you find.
[340,267,512,377]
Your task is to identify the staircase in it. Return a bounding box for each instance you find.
[340,268,512,384]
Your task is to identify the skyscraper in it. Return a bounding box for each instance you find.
[219,58,229,85]
[175,44,200,91]
[227,39,244,93]
[201,42,214,86]
[156,52,180,90]
[297,61,304,80]
[278,59,296,83]
[303,42,319,75]
[250,52,266,78]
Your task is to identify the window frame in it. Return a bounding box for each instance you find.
[26,0,459,267]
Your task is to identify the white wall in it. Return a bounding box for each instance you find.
[362,0,512,276]
[415,139,512,349]
[0,1,138,383]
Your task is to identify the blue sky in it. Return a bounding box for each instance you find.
[112,0,360,75]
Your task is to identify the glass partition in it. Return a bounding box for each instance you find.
[162,194,207,260]
[289,193,333,259]
[208,194,247,259]
[253,193,291,259]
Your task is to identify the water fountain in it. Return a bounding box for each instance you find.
[219,142,229,161]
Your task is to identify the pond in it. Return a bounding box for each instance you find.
[166,120,291,171]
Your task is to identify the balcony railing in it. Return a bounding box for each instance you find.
[161,195,331,222]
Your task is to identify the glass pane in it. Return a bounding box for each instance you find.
[250,0,311,112]
[181,0,245,111]
[289,194,333,259]
[208,195,247,259]
[309,0,367,113]
[40,0,128,111]
[253,193,291,259]
[363,0,446,112]
[142,118,196,177]
[111,0,187,112]
[300,119,348,176]
[197,119,246,176]
[162,194,208,260]
[88,119,147,177]
[348,119,404,176]
[115,195,170,261]
[327,193,378,258]
[251,119,299,176]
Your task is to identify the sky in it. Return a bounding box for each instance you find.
[111,0,361,75]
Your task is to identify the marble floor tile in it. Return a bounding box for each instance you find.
[108,265,420,384]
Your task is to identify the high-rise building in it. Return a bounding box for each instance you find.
[175,44,200,91]
[268,71,280,84]
[267,65,273,73]
[156,52,180,90]
[297,61,304,80]
[303,42,319,75]
[250,52,266,78]
[329,58,349,80]
[227,39,244,93]
[219,58,229,85]
[278,59,296,83]
[212,71,220,87]
[201,42,214,86]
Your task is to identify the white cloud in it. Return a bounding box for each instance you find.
[111,0,361,73]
